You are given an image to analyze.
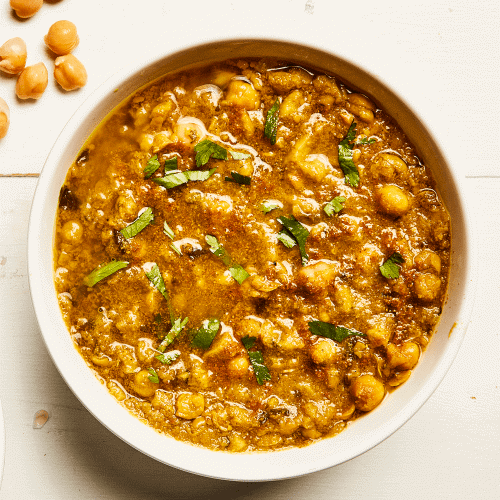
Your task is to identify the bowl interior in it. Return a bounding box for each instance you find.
[28,38,475,481]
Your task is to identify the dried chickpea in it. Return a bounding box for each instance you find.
[44,20,79,56]
[0,97,10,139]
[54,54,87,91]
[10,0,43,18]
[0,37,27,75]
[16,62,48,100]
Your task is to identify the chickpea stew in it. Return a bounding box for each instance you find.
[54,59,450,452]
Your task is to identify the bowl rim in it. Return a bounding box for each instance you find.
[27,35,476,481]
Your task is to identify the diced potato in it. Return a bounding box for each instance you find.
[224,80,260,110]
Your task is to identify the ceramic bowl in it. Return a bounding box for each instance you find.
[28,38,475,481]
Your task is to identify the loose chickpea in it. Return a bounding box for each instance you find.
[10,0,43,18]
[132,370,158,398]
[309,338,340,365]
[61,220,83,243]
[413,273,441,302]
[386,342,420,370]
[350,374,385,412]
[377,184,410,217]
[224,79,260,110]
[54,54,87,91]
[227,355,250,378]
[0,97,10,139]
[0,37,27,75]
[44,20,79,56]
[372,153,408,181]
[414,249,441,274]
[175,393,205,420]
[16,62,48,100]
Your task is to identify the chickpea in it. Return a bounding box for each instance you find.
[0,37,27,75]
[132,370,158,398]
[377,184,410,217]
[372,153,408,181]
[61,220,83,243]
[10,0,43,18]
[54,54,87,91]
[175,393,205,420]
[414,249,441,274]
[309,338,339,365]
[16,63,48,100]
[387,342,420,370]
[173,117,206,147]
[346,93,376,123]
[0,97,10,139]
[224,79,260,110]
[413,273,441,302]
[350,374,385,412]
[44,20,79,56]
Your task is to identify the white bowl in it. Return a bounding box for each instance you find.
[28,38,475,481]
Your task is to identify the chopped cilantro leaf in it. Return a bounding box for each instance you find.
[119,207,154,239]
[147,367,159,384]
[194,139,227,167]
[163,221,175,240]
[164,157,178,171]
[379,252,405,279]
[225,171,251,185]
[205,235,249,284]
[144,155,161,178]
[277,229,296,248]
[83,260,128,287]
[241,335,271,385]
[277,215,309,265]
[308,321,366,342]
[324,196,346,216]
[264,98,280,145]
[155,350,180,365]
[158,317,189,352]
[170,243,181,255]
[230,150,252,160]
[356,137,377,145]
[191,319,220,349]
[260,200,281,214]
[152,168,216,189]
[145,263,175,324]
[339,122,360,187]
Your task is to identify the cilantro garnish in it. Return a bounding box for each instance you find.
[191,319,220,349]
[170,243,181,255]
[276,229,296,248]
[379,252,405,279]
[225,171,251,185]
[158,317,189,352]
[324,196,346,217]
[119,207,154,239]
[260,200,281,214]
[339,122,360,187]
[163,221,175,240]
[205,235,250,284]
[356,137,377,145]
[152,168,216,189]
[144,155,161,178]
[147,367,159,384]
[241,335,271,385]
[155,350,180,365]
[277,215,309,265]
[230,151,252,160]
[264,98,280,145]
[83,260,128,287]
[308,321,366,342]
[194,139,228,167]
[145,263,175,324]
[164,157,178,171]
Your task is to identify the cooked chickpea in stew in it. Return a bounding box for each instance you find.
[54,59,450,452]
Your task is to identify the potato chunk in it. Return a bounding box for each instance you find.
[224,80,260,110]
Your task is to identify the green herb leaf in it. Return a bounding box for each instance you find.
[264,98,280,145]
[194,139,228,167]
[164,157,178,171]
[145,263,175,324]
[158,317,189,352]
[276,229,296,248]
[83,260,128,287]
[170,243,181,255]
[241,335,271,385]
[148,367,160,384]
[356,137,377,145]
[230,151,252,160]
[191,319,220,349]
[163,221,175,240]
[225,171,251,185]
[119,207,154,239]
[379,252,405,279]
[152,168,216,189]
[144,154,161,178]
[277,215,309,265]
[259,200,282,214]
[308,321,366,342]
[155,350,180,365]
[205,234,249,284]
[339,122,360,187]
[324,196,346,217]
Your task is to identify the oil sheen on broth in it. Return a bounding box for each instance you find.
[54,59,450,452]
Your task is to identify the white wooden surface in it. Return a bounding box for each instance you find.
[1,1,499,498]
